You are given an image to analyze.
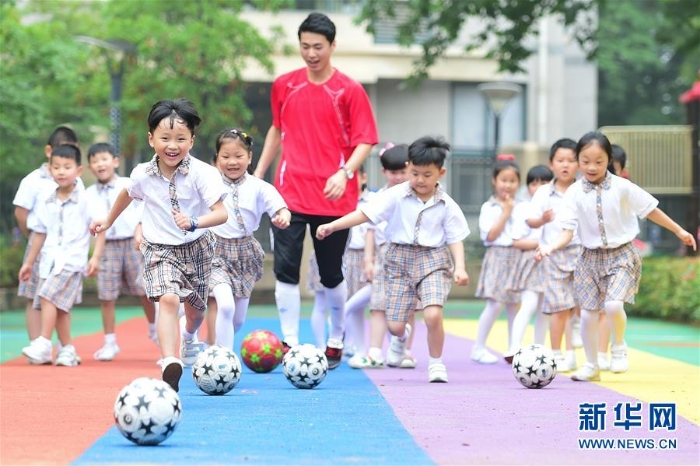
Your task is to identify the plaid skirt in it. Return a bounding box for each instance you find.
[384,243,453,322]
[34,270,83,312]
[209,235,265,299]
[98,238,146,300]
[344,248,371,297]
[475,246,520,304]
[575,242,641,311]
[141,231,216,312]
[511,249,544,293]
[18,232,41,299]
[542,244,581,314]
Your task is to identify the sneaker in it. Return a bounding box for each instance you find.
[343,345,356,360]
[281,341,292,356]
[179,318,204,366]
[387,324,411,367]
[571,362,601,382]
[22,338,52,365]
[348,354,385,369]
[161,358,184,392]
[93,344,120,361]
[503,354,514,364]
[470,347,498,364]
[554,355,577,372]
[610,344,629,373]
[55,345,81,367]
[571,316,583,348]
[399,355,417,369]
[325,338,344,370]
[597,353,610,371]
[428,362,448,383]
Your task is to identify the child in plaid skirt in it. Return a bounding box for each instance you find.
[537,131,696,382]
[317,136,470,383]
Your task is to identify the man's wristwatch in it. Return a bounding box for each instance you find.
[341,166,354,180]
[188,216,199,232]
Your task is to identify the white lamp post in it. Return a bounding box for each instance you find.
[477,82,522,158]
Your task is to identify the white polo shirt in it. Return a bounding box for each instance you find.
[478,197,519,246]
[529,180,582,247]
[512,200,541,242]
[87,175,143,240]
[361,181,469,247]
[127,154,227,245]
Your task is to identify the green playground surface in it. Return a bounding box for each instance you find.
[1,300,697,365]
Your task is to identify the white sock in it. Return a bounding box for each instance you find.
[580,309,599,365]
[429,356,443,366]
[368,346,383,360]
[148,323,156,334]
[232,297,250,334]
[104,333,117,345]
[507,290,538,354]
[324,280,347,341]
[213,284,236,350]
[344,284,371,354]
[505,302,518,344]
[310,291,327,348]
[604,300,627,346]
[275,281,301,346]
[533,304,549,346]
[475,299,501,348]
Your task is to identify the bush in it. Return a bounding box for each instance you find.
[628,256,700,323]
[0,241,26,288]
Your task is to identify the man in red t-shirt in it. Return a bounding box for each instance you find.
[254,12,378,369]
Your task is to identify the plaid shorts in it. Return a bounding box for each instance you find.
[306,252,323,293]
[18,232,41,300]
[575,242,641,311]
[542,245,582,314]
[209,235,265,298]
[344,248,371,297]
[370,243,389,310]
[34,270,83,312]
[98,238,146,301]
[512,249,544,293]
[384,243,453,322]
[475,246,520,304]
[141,231,216,312]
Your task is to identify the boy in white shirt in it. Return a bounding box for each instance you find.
[20,144,105,366]
[86,142,157,361]
[537,131,696,382]
[317,135,470,383]
[90,99,228,392]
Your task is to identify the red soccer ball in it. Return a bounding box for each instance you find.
[240,330,284,373]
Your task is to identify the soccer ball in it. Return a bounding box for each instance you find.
[113,377,181,445]
[192,345,242,395]
[282,343,328,389]
[512,344,558,389]
[240,329,284,373]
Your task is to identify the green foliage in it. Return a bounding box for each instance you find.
[628,257,700,323]
[0,239,25,288]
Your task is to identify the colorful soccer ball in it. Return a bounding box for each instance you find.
[240,329,284,373]
[512,344,558,389]
[113,377,182,445]
[192,345,242,395]
[282,343,328,389]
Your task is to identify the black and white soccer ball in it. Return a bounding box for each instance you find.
[113,377,182,445]
[192,345,242,395]
[282,343,328,389]
[512,344,558,389]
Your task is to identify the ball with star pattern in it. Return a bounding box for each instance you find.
[282,343,328,389]
[240,330,284,373]
[192,345,242,395]
[113,377,182,445]
[511,344,558,389]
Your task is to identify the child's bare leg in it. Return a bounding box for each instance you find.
[26,300,41,340]
[39,298,58,340]
[157,293,181,359]
[100,300,117,335]
[406,311,416,350]
[55,310,72,347]
[205,297,217,345]
[423,305,444,358]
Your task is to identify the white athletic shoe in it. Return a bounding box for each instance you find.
[94,343,120,361]
[387,324,411,367]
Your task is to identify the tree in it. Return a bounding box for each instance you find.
[356,0,599,81]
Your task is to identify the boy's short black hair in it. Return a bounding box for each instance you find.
[526,164,554,185]
[87,142,117,160]
[610,144,627,172]
[51,144,81,166]
[147,99,201,135]
[48,126,78,148]
[379,144,409,171]
[408,136,449,169]
[298,12,336,43]
[549,138,576,161]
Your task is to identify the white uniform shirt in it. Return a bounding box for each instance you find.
[558,173,658,249]
[33,185,101,278]
[211,173,287,239]
[478,197,518,246]
[13,163,85,232]
[347,191,371,250]
[86,175,143,240]
[127,154,227,245]
[529,180,582,246]
[511,200,541,241]
[367,187,389,247]
[361,181,470,247]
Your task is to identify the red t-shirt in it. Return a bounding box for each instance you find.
[271,68,378,216]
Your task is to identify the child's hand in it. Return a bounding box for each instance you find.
[86,257,100,277]
[18,263,31,282]
[271,209,291,229]
[676,228,697,251]
[316,224,334,240]
[133,232,144,251]
[454,269,469,286]
[541,208,555,224]
[500,193,515,211]
[89,219,111,236]
[172,210,194,231]
[364,258,375,282]
[535,244,552,261]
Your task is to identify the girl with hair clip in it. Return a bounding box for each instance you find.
[537,131,696,382]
